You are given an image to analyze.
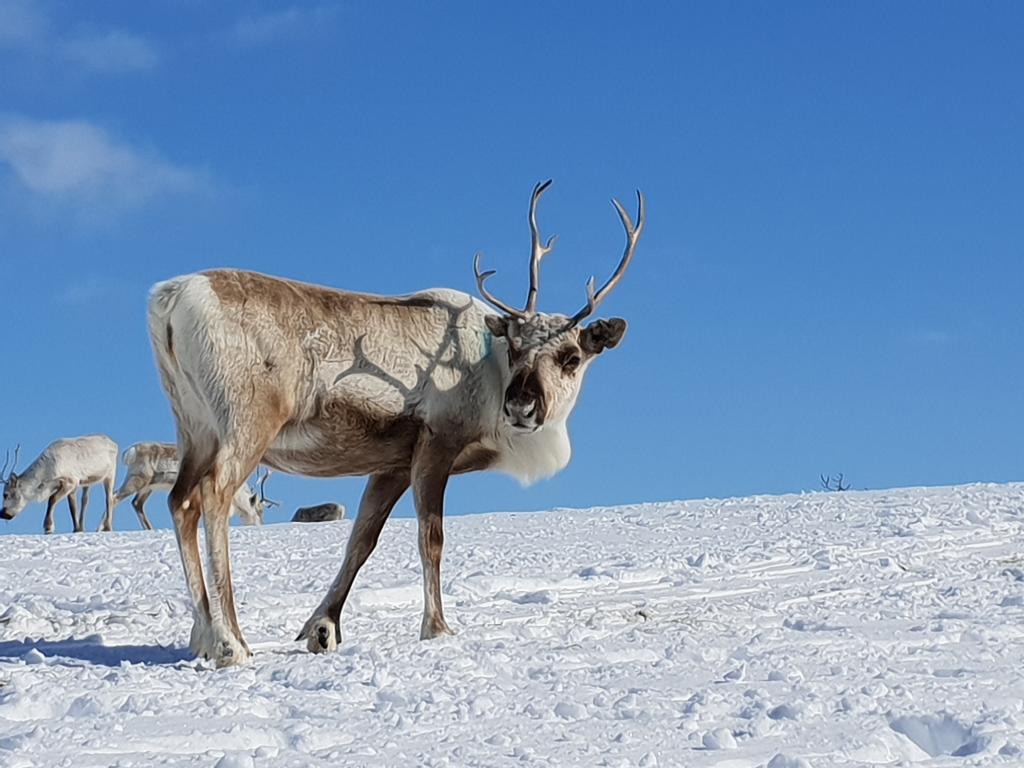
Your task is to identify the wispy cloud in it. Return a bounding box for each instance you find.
[0,0,47,47]
[231,4,339,46]
[61,30,158,74]
[0,115,209,220]
[0,0,158,74]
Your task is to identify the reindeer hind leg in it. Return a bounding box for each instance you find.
[169,440,216,660]
[199,443,278,667]
[200,484,250,667]
[132,490,155,531]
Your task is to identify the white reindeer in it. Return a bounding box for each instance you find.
[0,435,118,533]
[148,180,644,666]
[115,442,274,530]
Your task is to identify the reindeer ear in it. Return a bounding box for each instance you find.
[485,315,509,338]
[580,318,627,355]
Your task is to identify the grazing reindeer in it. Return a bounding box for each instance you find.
[115,442,275,529]
[0,435,118,533]
[148,179,644,666]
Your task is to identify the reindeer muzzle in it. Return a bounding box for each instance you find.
[503,369,545,432]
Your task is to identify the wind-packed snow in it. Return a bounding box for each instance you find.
[2,483,1024,766]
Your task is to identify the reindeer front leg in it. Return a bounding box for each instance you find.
[298,470,409,653]
[411,434,458,640]
[44,479,73,534]
[66,485,83,533]
[77,485,90,532]
[43,494,59,534]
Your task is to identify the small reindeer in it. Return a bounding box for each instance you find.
[820,473,851,492]
[115,442,275,529]
[0,435,118,533]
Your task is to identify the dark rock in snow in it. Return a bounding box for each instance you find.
[291,503,347,523]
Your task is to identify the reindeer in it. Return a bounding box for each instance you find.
[147,179,644,666]
[0,435,118,533]
[115,442,275,529]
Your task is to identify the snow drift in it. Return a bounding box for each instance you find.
[2,482,1024,766]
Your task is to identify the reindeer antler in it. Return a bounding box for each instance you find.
[474,179,558,319]
[568,190,645,326]
[1,444,20,482]
[820,473,851,492]
[257,468,280,508]
[474,181,644,324]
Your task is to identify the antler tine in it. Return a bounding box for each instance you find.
[0,450,9,481]
[474,252,528,319]
[525,179,557,314]
[257,467,280,508]
[574,276,598,324]
[569,189,646,325]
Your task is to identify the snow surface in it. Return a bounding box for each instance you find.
[2,482,1024,766]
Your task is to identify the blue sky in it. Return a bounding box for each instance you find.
[1,1,1022,534]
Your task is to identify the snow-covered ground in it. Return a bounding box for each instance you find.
[2,483,1024,767]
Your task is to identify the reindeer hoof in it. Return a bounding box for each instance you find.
[420,621,455,641]
[188,618,252,665]
[207,629,251,668]
[298,616,339,654]
[214,639,251,668]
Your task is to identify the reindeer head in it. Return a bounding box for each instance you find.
[240,468,278,525]
[0,445,24,520]
[475,181,643,433]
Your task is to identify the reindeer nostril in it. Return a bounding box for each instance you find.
[523,401,536,417]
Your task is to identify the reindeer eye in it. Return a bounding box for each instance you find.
[561,352,582,374]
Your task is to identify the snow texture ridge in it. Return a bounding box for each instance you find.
[2,482,1024,766]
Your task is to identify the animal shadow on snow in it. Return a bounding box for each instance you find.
[0,638,192,667]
